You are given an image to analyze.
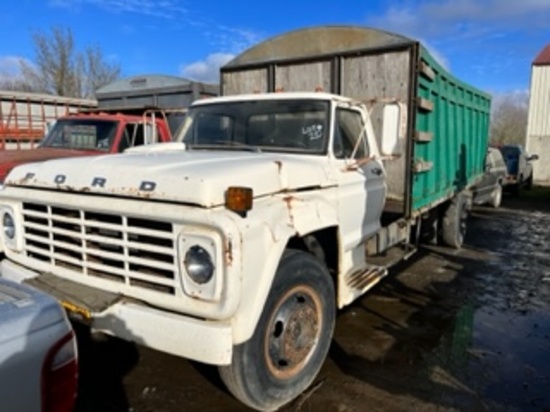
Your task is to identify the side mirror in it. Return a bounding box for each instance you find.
[381,103,407,156]
[528,154,539,161]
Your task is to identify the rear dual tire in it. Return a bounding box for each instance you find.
[441,193,470,248]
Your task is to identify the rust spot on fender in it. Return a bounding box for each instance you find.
[283,195,296,227]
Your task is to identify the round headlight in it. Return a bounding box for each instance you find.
[184,245,214,284]
[3,212,15,240]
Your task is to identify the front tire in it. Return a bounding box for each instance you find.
[219,249,336,411]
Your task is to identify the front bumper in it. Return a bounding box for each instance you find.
[0,259,233,365]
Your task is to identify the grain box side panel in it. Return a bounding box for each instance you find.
[275,61,332,92]
[412,48,491,212]
[222,69,268,95]
[341,50,412,202]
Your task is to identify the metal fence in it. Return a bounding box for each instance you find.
[0,91,97,150]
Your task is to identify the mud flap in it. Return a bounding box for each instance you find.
[24,273,121,323]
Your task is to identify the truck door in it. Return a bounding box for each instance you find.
[332,106,386,250]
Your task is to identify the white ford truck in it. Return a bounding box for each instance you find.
[0,26,491,410]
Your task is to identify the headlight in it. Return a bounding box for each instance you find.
[3,212,15,240]
[184,245,214,284]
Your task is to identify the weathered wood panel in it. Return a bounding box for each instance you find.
[275,61,332,93]
[222,69,268,95]
[342,51,411,202]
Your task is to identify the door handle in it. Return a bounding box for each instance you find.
[371,167,383,176]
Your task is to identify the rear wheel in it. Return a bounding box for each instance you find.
[219,249,335,411]
[441,193,469,248]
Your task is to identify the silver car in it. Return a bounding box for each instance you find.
[473,147,508,208]
[0,278,78,412]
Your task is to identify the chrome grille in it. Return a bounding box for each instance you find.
[22,202,177,295]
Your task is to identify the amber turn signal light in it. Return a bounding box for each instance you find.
[225,187,253,215]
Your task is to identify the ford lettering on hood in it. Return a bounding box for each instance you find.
[5,150,334,207]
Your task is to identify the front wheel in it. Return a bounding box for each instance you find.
[219,249,335,411]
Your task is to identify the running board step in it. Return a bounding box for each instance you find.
[345,265,387,291]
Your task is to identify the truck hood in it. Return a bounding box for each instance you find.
[0,147,102,183]
[6,150,334,207]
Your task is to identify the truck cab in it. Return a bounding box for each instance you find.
[0,112,172,183]
[179,92,392,244]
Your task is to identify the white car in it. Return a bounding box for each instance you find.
[0,278,78,412]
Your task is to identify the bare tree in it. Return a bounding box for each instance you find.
[0,56,37,92]
[0,76,34,92]
[20,26,120,99]
[78,45,121,99]
[490,92,529,146]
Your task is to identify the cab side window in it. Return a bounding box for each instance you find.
[333,109,369,159]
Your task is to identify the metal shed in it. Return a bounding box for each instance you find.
[526,44,550,182]
[96,75,219,110]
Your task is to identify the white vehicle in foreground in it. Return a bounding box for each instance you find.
[0,278,78,412]
[0,25,491,411]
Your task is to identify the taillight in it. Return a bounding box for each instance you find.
[42,331,78,412]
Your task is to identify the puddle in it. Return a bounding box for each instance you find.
[436,304,550,411]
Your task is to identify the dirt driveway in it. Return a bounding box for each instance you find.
[75,192,550,412]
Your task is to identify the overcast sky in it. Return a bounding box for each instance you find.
[0,0,549,95]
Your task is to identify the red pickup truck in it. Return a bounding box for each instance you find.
[0,111,173,183]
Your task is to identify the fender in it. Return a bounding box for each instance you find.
[230,190,339,344]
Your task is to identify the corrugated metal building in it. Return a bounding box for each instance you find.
[526,44,550,182]
[96,75,219,110]
[96,75,219,137]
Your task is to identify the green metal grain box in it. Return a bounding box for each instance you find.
[221,25,491,218]
[414,48,491,213]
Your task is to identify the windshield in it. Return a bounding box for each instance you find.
[42,119,118,151]
[178,99,330,154]
[500,146,519,159]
